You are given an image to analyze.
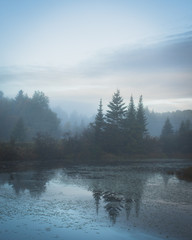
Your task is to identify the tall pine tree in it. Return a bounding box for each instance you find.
[124,96,137,154]
[105,90,126,153]
[160,118,174,154]
[94,99,105,143]
[136,95,148,153]
[106,90,126,128]
[160,118,174,138]
[136,95,148,138]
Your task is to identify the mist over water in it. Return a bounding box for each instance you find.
[0,159,192,240]
[0,1,192,239]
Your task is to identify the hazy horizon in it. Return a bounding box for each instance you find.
[0,0,192,115]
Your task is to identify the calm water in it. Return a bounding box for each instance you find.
[0,159,192,240]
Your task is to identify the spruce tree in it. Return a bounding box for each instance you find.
[124,96,137,154]
[135,95,148,153]
[160,118,174,138]
[126,96,136,127]
[106,90,126,128]
[94,99,105,143]
[105,90,126,153]
[177,120,192,154]
[136,95,148,139]
[160,118,174,154]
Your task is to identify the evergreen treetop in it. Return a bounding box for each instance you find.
[106,90,126,127]
[136,95,148,137]
[161,118,174,138]
[126,95,136,128]
[95,99,105,131]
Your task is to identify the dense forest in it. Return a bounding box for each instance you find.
[0,90,192,169]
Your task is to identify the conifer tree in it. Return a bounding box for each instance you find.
[126,96,136,127]
[177,120,192,154]
[105,90,126,153]
[94,99,105,142]
[136,95,148,139]
[160,118,174,138]
[106,90,126,128]
[160,118,174,154]
[124,96,137,154]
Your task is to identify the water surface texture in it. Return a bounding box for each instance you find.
[0,159,192,240]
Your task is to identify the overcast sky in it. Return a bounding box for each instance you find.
[0,0,192,115]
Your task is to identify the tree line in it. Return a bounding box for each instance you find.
[0,90,60,142]
[90,90,147,155]
[0,90,192,167]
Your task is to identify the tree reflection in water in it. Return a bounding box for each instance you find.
[7,171,54,197]
[91,176,146,224]
[0,167,148,225]
[0,162,192,240]
[102,191,124,224]
[0,167,149,224]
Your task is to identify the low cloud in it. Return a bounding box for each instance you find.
[0,31,192,113]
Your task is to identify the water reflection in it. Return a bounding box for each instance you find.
[0,166,157,226]
[5,171,54,197]
[0,162,192,240]
[90,175,146,224]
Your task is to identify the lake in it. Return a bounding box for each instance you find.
[0,159,192,240]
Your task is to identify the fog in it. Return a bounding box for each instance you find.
[0,1,192,114]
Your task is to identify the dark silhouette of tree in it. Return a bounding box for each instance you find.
[160,118,175,154]
[161,118,174,138]
[15,90,28,103]
[106,90,126,127]
[136,95,148,138]
[0,92,14,140]
[176,120,192,154]
[105,90,126,153]
[94,99,105,143]
[125,96,137,154]
[136,95,148,153]
[32,91,49,109]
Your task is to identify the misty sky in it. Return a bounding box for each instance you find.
[0,0,192,115]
